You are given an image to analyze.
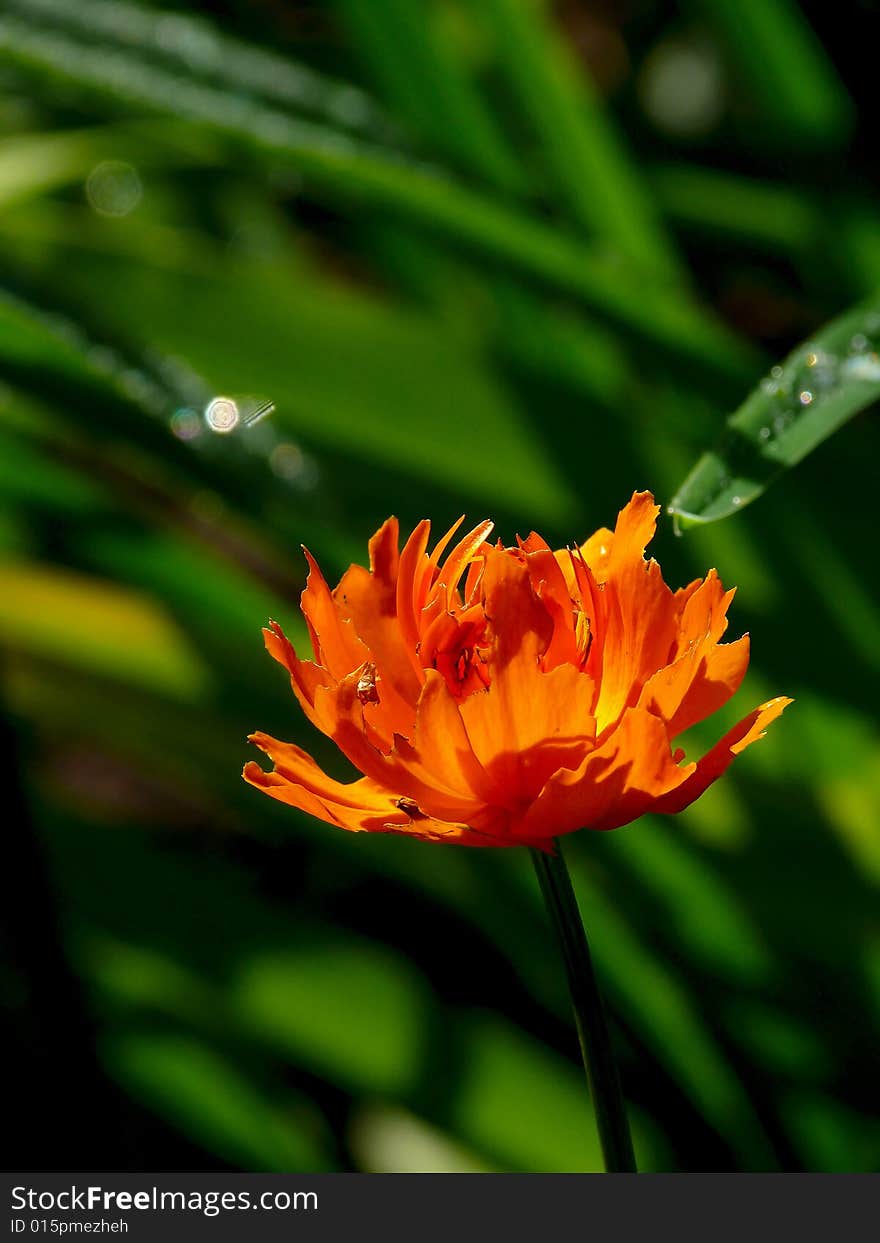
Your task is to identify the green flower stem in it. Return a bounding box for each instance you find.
[530,839,637,1173]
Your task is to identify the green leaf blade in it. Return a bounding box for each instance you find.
[670,294,880,525]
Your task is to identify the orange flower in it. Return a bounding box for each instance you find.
[244,492,790,848]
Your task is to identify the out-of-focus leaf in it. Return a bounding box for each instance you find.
[781,1092,880,1172]
[449,1011,603,1172]
[651,164,820,256]
[652,170,880,301]
[230,943,429,1098]
[690,0,853,147]
[789,693,880,883]
[491,278,629,407]
[70,840,617,1172]
[837,204,880,296]
[563,853,775,1167]
[369,843,774,1165]
[0,121,218,210]
[82,530,306,652]
[104,1031,330,1171]
[0,287,309,599]
[0,425,106,513]
[606,822,773,984]
[451,1011,667,1173]
[0,128,108,208]
[0,562,211,699]
[4,0,394,140]
[333,0,523,191]
[768,493,880,674]
[88,937,216,1022]
[669,292,880,525]
[0,282,209,455]
[728,1002,832,1077]
[51,252,582,525]
[331,1,632,415]
[480,0,680,278]
[0,14,756,380]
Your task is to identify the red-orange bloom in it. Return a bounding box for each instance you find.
[244,492,790,848]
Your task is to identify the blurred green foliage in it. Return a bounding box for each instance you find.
[1,0,878,1173]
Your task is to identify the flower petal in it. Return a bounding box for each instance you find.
[581,492,680,735]
[514,706,696,840]
[300,548,368,678]
[262,620,332,730]
[638,572,749,739]
[395,518,432,680]
[311,672,497,825]
[401,669,504,808]
[640,635,750,740]
[333,517,421,735]
[653,696,793,815]
[244,732,400,830]
[458,549,597,801]
[436,519,494,608]
[520,532,588,671]
[244,732,509,845]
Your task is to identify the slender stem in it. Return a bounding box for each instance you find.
[530,839,637,1173]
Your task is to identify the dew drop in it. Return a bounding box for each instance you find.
[841,352,880,382]
[205,395,240,433]
[758,426,771,441]
[811,359,838,391]
[770,365,784,380]
[850,333,869,353]
[798,390,814,406]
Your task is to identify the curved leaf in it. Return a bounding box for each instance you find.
[669,292,880,525]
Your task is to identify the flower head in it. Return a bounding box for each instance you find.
[244,492,789,848]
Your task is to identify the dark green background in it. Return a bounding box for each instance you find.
[2,0,878,1172]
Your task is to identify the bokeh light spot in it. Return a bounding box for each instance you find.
[170,408,202,441]
[85,160,143,218]
[205,396,240,434]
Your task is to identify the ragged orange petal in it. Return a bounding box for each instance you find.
[300,548,368,678]
[514,707,695,840]
[653,696,792,816]
[244,732,500,843]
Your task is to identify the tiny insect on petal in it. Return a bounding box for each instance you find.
[356,662,380,705]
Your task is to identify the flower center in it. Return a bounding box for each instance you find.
[434,639,490,699]
[421,608,491,700]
